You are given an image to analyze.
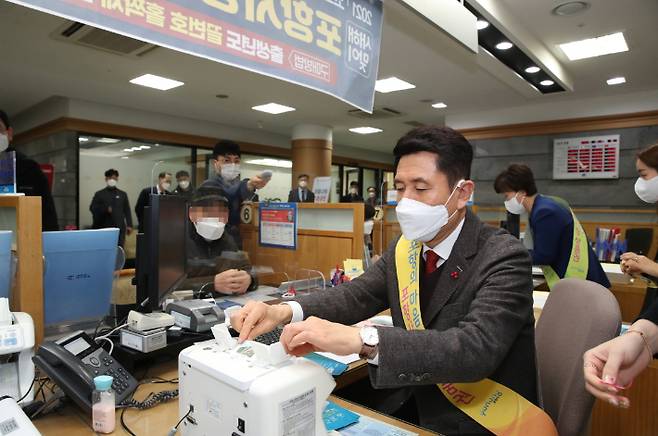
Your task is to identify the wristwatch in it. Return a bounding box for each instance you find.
[359,326,379,360]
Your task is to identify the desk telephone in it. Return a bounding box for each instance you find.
[33,330,138,413]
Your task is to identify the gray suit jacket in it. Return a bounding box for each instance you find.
[296,210,537,435]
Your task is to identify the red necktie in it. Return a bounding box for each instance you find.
[425,250,440,275]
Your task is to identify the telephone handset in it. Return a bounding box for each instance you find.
[33,330,138,413]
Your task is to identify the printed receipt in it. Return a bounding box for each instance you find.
[280,388,315,436]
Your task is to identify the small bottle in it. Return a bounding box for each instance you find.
[92,375,116,433]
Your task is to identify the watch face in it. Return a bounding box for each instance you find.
[361,327,378,345]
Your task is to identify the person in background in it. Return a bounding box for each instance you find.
[185,186,257,295]
[584,143,658,408]
[230,126,540,434]
[365,186,379,208]
[341,180,364,203]
[135,171,172,233]
[174,170,193,199]
[89,169,133,247]
[200,140,269,246]
[0,109,58,231]
[288,174,315,203]
[494,164,610,289]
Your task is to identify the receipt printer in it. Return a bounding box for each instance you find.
[0,298,34,405]
[166,300,223,332]
[178,324,335,436]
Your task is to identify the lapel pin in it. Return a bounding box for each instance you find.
[450,271,459,279]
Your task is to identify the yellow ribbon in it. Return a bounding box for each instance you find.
[395,236,557,436]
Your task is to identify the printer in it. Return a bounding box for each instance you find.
[178,324,335,436]
[0,298,35,405]
[166,299,224,332]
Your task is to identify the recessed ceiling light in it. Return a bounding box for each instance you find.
[78,137,89,142]
[375,77,416,93]
[525,66,541,74]
[251,102,296,114]
[129,74,184,91]
[540,80,555,86]
[476,20,489,30]
[123,148,132,152]
[121,156,130,159]
[495,41,513,50]
[349,127,383,134]
[97,138,121,144]
[606,76,626,85]
[431,102,447,109]
[139,145,152,150]
[129,147,141,151]
[154,143,160,147]
[552,1,590,16]
[559,32,628,61]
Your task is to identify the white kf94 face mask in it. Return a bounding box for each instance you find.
[504,193,526,215]
[395,179,464,242]
[194,217,226,241]
[635,176,658,203]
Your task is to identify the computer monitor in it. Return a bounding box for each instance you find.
[135,194,188,312]
[0,231,12,300]
[42,228,119,331]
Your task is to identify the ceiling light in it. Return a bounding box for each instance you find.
[97,138,121,144]
[374,77,416,93]
[540,80,555,86]
[606,76,626,85]
[251,102,296,114]
[129,74,184,91]
[431,102,447,109]
[123,148,133,152]
[495,41,513,50]
[559,32,628,61]
[139,145,152,150]
[476,20,489,30]
[244,158,292,168]
[552,1,590,16]
[349,127,383,134]
[525,66,541,73]
[129,147,141,151]
[121,156,129,159]
[154,144,160,147]
[78,137,89,142]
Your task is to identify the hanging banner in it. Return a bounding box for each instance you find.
[9,0,383,112]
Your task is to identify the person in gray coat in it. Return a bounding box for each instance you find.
[230,126,538,435]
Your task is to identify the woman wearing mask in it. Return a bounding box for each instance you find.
[494,164,610,289]
[584,143,658,408]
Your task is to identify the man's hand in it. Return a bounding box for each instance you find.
[126,227,133,235]
[230,301,293,343]
[214,269,252,295]
[279,316,363,357]
[247,175,268,191]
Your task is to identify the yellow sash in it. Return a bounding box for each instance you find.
[540,196,589,289]
[396,237,557,436]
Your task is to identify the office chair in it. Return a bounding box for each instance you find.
[625,228,653,256]
[535,278,621,436]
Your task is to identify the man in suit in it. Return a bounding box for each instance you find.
[231,126,538,435]
[173,170,194,200]
[0,109,59,231]
[494,164,610,289]
[288,174,315,203]
[341,180,364,203]
[135,171,172,233]
[89,169,133,246]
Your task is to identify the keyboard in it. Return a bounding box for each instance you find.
[254,327,283,345]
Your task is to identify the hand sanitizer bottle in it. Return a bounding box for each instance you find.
[92,375,115,433]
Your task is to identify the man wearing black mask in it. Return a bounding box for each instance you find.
[0,109,59,230]
[89,169,133,247]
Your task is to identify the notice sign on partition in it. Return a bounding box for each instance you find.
[10,0,383,112]
[259,202,297,249]
[553,135,620,180]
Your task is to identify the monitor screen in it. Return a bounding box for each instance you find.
[138,194,188,312]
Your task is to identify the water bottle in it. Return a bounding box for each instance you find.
[92,375,115,433]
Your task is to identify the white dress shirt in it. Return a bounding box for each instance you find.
[285,217,466,364]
